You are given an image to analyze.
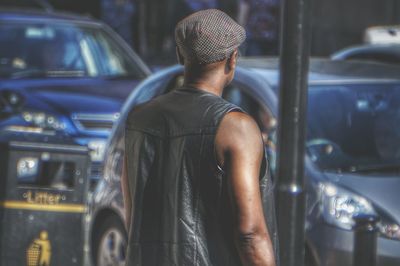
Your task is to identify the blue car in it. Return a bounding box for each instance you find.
[0,8,151,183]
[91,58,400,266]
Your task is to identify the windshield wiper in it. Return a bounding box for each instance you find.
[11,69,85,79]
[11,69,48,79]
[104,73,138,80]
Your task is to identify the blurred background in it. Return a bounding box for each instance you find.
[1,1,400,266]
[4,0,400,65]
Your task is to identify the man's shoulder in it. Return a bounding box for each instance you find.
[125,98,163,130]
[126,100,152,121]
[219,111,260,138]
[124,91,181,135]
[218,112,264,152]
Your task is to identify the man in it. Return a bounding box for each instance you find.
[122,9,278,266]
[238,0,280,56]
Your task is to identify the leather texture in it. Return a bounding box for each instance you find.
[124,86,278,265]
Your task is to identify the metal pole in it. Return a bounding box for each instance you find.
[353,214,379,266]
[275,0,311,265]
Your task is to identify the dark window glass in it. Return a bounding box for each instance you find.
[346,52,400,65]
[0,22,143,79]
[18,160,76,189]
[307,83,400,173]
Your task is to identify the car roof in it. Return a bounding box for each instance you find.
[0,8,100,25]
[331,44,400,59]
[238,57,400,87]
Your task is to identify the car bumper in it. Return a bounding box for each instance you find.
[307,222,400,266]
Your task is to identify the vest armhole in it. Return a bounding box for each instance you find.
[213,107,244,173]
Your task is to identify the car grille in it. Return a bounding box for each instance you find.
[72,113,120,133]
[79,120,114,130]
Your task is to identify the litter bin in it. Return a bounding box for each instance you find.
[0,131,90,266]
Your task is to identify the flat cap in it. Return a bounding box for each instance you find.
[175,9,246,65]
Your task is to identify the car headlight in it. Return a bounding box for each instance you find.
[88,139,107,162]
[319,182,400,241]
[22,111,66,130]
[379,222,400,241]
[319,183,376,230]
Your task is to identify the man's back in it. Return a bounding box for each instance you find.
[125,87,245,265]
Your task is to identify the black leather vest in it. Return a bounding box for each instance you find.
[124,86,278,266]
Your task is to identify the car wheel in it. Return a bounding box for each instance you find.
[94,215,127,266]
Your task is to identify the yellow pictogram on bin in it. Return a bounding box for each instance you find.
[27,231,51,266]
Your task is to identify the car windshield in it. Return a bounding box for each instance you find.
[0,22,143,79]
[307,83,400,173]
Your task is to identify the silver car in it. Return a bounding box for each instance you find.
[90,58,400,266]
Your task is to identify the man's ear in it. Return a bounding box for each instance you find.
[176,47,184,65]
[227,49,238,71]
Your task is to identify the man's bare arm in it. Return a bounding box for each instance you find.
[216,112,276,266]
[121,155,132,230]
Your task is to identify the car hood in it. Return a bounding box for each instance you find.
[324,172,400,223]
[0,78,140,114]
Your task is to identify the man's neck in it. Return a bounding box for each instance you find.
[183,61,230,97]
[184,81,224,96]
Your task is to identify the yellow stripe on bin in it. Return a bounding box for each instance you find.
[0,201,87,213]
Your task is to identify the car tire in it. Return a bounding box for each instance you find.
[93,214,127,266]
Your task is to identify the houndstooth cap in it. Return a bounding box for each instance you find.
[175,9,246,65]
